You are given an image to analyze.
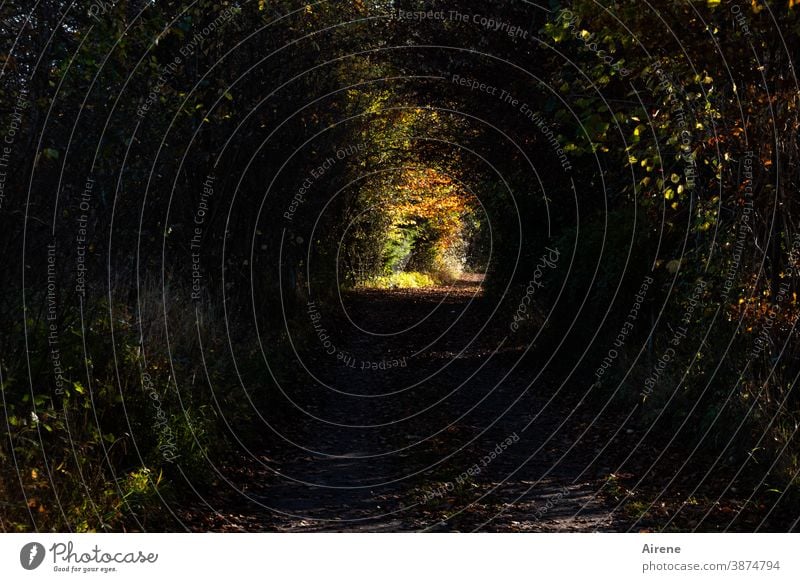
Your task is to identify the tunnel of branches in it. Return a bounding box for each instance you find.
[3,0,800,531]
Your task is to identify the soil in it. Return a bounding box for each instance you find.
[176,276,793,532]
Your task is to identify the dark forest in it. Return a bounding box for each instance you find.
[1,0,800,533]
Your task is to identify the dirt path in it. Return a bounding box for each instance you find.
[182,276,633,532]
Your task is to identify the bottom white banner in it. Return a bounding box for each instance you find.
[1,534,797,581]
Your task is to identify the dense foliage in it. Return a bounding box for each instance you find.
[1,0,799,531]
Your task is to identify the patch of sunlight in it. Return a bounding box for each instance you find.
[361,271,439,289]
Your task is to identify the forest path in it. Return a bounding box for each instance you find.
[181,275,632,532]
